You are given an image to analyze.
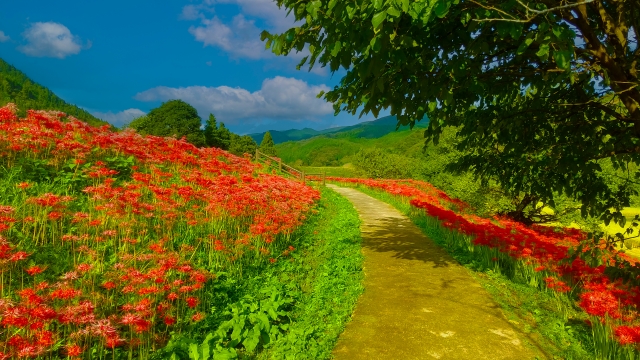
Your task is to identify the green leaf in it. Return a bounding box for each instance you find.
[370,36,382,52]
[373,0,384,10]
[553,50,572,71]
[536,43,549,59]
[387,7,401,17]
[188,343,200,360]
[399,0,409,12]
[330,41,342,56]
[372,11,387,29]
[516,38,534,55]
[434,0,451,18]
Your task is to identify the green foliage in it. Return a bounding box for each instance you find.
[229,134,258,157]
[259,132,277,157]
[129,99,206,147]
[0,58,108,127]
[352,148,414,179]
[248,115,427,145]
[157,187,363,360]
[204,114,232,150]
[276,127,425,166]
[173,286,294,360]
[263,0,640,241]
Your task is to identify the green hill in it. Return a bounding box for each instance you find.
[0,58,108,127]
[275,125,426,166]
[250,115,428,144]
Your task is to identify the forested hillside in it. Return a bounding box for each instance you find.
[250,115,428,144]
[0,58,108,127]
[275,125,425,166]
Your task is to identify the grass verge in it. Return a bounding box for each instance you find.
[157,186,364,359]
[351,185,595,360]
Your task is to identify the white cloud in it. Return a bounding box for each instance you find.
[135,76,332,123]
[183,0,298,60]
[211,0,295,32]
[18,22,87,59]
[0,31,10,42]
[92,108,146,127]
[189,14,269,59]
[180,5,203,20]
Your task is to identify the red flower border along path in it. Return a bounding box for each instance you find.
[328,177,640,348]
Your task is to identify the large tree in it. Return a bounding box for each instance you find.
[129,99,205,147]
[263,0,640,241]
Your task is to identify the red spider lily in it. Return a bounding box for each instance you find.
[25,266,45,276]
[164,316,176,326]
[191,312,205,322]
[65,343,83,357]
[185,297,198,308]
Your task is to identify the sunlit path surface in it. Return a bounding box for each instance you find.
[328,185,544,360]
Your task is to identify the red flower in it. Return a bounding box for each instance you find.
[185,297,198,308]
[16,182,30,189]
[25,265,45,276]
[191,312,205,322]
[66,344,83,357]
[164,316,176,326]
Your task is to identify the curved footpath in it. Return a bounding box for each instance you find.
[327,185,545,360]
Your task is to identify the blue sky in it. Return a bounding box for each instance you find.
[0,0,385,134]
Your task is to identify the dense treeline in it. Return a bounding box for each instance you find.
[0,58,108,127]
[128,99,274,157]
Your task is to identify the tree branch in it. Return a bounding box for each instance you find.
[473,0,596,23]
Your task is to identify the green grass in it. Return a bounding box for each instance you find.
[299,166,359,178]
[257,187,364,359]
[350,185,595,360]
[275,127,425,167]
[157,187,364,359]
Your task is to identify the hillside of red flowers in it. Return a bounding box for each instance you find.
[0,104,319,358]
[329,177,640,348]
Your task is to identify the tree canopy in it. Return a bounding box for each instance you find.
[229,134,258,157]
[204,114,232,150]
[129,100,206,147]
[263,0,640,239]
[259,131,278,157]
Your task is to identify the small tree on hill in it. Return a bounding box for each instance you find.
[204,113,232,150]
[129,99,205,147]
[217,123,232,150]
[259,131,278,157]
[204,113,218,147]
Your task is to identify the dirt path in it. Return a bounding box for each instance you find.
[328,185,545,360]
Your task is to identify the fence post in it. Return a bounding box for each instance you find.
[279,158,282,172]
[323,171,326,186]
[255,149,259,161]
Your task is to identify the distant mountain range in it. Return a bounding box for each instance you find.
[0,58,108,127]
[249,115,429,144]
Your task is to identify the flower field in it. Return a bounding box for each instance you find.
[329,177,640,357]
[0,104,320,359]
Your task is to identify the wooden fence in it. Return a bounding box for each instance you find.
[254,149,326,186]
